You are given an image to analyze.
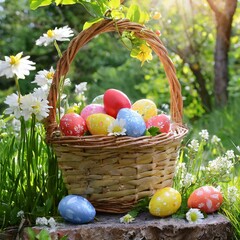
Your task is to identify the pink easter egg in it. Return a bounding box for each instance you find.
[81,104,106,121]
[146,114,171,133]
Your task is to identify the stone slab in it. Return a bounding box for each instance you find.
[22,212,232,240]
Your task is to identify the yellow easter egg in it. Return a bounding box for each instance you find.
[149,187,182,217]
[86,113,115,135]
[131,99,157,122]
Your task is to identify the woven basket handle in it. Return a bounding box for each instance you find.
[45,19,183,140]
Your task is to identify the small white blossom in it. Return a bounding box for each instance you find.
[180,173,195,188]
[175,162,187,175]
[188,139,199,152]
[211,135,221,144]
[36,26,74,46]
[207,156,234,176]
[227,186,239,205]
[17,210,25,218]
[0,52,36,79]
[36,217,48,226]
[64,78,71,86]
[108,119,127,136]
[48,217,56,229]
[225,150,235,160]
[0,119,6,129]
[120,214,135,224]
[4,93,21,119]
[11,118,21,132]
[186,208,204,223]
[75,82,87,95]
[237,146,240,152]
[32,67,55,87]
[199,129,209,141]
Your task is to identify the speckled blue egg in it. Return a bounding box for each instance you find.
[117,108,146,137]
[58,195,96,224]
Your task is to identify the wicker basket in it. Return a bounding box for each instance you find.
[45,18,188,213]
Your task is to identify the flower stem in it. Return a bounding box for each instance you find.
[54,40,63,58]
[15,76,21,102]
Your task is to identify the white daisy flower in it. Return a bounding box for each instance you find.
[36,25,74,46]
[199,129,209,141]
[32,66,55,87]
[108,119,127,136]
[20,94,35,121]
[4,93,21,119]
[186,208,204,223]
[31,88,51,121]
[0,52,36,79]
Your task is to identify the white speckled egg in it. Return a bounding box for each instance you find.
[149,187,182,217]
[117,108,146,137]
[58,195,96,224]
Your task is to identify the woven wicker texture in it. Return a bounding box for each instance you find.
[45,19,188,213]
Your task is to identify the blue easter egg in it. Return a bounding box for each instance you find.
[58,195,96,224]
[117,108,146,137]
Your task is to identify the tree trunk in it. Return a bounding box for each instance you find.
[207,0,237,107]
[189,63,212,112]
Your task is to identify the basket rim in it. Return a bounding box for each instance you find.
[45,18,184,142]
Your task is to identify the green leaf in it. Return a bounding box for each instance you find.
[36,229,51,240]
[111,9,125,19]
[83,17,104,30]
[108,0,120,9]
[26,227,37,240]
[126,4,140,23]
[81,1,106,17]
[121,37,132,50]
[147,126,161,136]
[55,0,77,5]
[29,0,52,10]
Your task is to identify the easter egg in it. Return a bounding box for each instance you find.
[86,113,115,135]
[117,108,146,137]
[58,195,96,224]
[81,104,106,121]
[60,113,87,136]
[149,187,182,217]
[131,99,157,122]
[92,94,104,105]
[187,186,223,213]
[146,114,171,133]
[103,89,131,118]
[66,105,81,114]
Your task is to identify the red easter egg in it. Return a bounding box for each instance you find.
[60,113,87,136]
[146,114,171,133]
[103,89,131,118]
[187,186,223,213]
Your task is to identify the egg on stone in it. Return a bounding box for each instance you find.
[187,186,223,213]
[81,104,106,121]
[86,113,115,135]
[58,195,96,224]
[131,99,158,122]
[117,108,146,137]
[149,187,182,217]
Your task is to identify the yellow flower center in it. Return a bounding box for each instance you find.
[46,72,54,79]
[112,125,123,133]
[10,54,22,65]
[47,29,55,38]
[190,213,198,222]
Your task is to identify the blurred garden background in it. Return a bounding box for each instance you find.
[0,0,239,238]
